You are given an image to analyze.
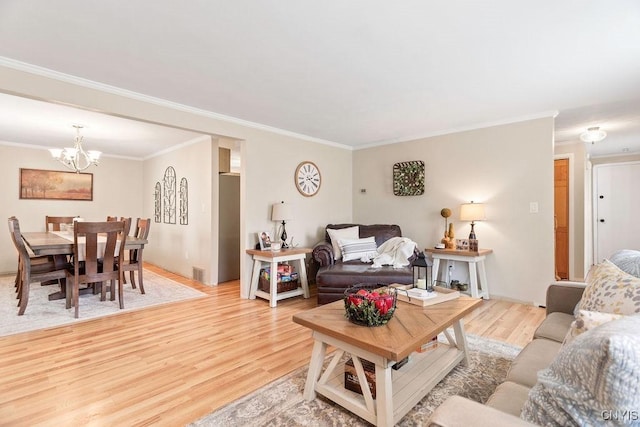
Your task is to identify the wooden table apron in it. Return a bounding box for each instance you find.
[293,296,482,427]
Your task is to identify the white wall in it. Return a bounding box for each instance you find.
[241,133,353,297]
[0,143,143,273]
[353,118,556,305]
[142,136,214,282]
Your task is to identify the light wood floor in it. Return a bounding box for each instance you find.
[0,264,545,426]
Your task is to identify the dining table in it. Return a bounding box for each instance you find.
[22,230,148,300]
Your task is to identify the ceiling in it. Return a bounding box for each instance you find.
[0,1,639,158]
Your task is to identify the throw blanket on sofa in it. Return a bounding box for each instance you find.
[372,237,417,268]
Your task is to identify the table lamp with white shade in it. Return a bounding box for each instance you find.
[459,201,486,240]
[271,201,293,248]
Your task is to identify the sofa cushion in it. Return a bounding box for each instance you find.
[339,237,377,262]
[533,312,574,343]
[327,226,358,260]
[521,316,640,426]
[609,249,640,278]
[316,263,413,286]
[506,339,562,388]
[486,381,531,417]
[579,259,640,315]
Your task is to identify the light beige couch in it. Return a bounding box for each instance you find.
[428,282,586,426]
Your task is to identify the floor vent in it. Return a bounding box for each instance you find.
[192,267,205,283]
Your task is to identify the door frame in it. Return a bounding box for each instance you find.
[554,153,574,280]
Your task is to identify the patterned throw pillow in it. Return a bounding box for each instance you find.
[578,259,640,315]
[522,316,640,426]
[564,309,623,346]
[339,237,378,262]
[327,226,359,260]
[609,249,640,278]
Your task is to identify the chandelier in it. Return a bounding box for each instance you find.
[49,125,101,173]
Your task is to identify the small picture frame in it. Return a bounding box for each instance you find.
[469,239,479,252]
[258,231,272,250]
[456,239,470,251]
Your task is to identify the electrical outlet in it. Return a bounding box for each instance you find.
[447,261,455,271]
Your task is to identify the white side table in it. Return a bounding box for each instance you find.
[425,248,493,299]
[246,248,311,307]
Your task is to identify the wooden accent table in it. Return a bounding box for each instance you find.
[293,295,482,426]
[425,248,493,299]
[246,248,311,307]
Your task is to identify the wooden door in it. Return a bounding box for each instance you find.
[554,159,569,280]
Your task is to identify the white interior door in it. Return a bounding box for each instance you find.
[594,162,640,262]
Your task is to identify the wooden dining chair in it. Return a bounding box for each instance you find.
[121,218,150,294]
[8,216,69,315]
[107,216,131,235]
[45,216,76,231]
[65,221,127,318]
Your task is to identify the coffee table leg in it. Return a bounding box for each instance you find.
[452,319,470,366]
[375,363,394,427]
[303,339,327,400]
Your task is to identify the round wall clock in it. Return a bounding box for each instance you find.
[295,161,321,197]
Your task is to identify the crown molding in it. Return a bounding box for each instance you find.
[354,110,560,150]
[0,56,352,151]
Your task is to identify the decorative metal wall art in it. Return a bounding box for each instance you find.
[393,160,425,196]
[179,177,188,225]
[163,166,176,224]
[154,182,161,223]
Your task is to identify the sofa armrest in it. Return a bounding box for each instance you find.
[428,396,535,427]
[312,241,334,267]
[545,281,586,315]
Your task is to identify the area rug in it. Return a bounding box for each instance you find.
[0,269,207,337]
[190,334,521,426]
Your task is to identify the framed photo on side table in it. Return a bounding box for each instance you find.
[455,239,469,251]
[258,231,272,250]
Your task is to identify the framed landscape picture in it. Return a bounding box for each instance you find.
[19,168,93,201]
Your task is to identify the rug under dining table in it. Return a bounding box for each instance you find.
[0,269,207,337]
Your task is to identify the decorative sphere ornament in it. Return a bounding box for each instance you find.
[440,208,452,218]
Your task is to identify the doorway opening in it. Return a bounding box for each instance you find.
[554,158,570,280]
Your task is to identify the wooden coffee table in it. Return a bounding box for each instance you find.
[293,293,482,427]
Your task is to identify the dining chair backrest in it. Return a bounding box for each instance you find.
[8,216,31,269]
[45,216,76,231]
[134,218,151,241]
[107,216,132,236]
[129,218,150,262]
[72,221,127,280]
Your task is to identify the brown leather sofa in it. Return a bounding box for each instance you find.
[312,224,416,305]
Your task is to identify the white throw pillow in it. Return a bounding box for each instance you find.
[339,237,378,262]
[327,226,359,260]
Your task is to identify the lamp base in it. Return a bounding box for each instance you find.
[468,222,477,240]
[280,220,289,248]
